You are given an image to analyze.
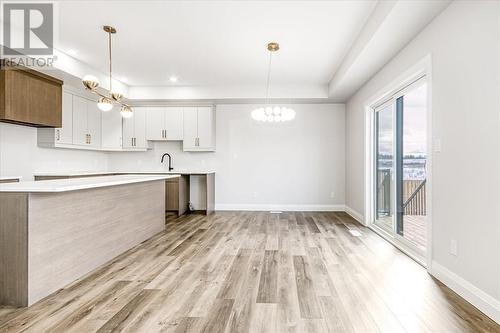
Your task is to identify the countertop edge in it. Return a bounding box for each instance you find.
[0,175,180,193]
[33,171,216,176]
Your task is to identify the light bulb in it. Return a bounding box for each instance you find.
[97,97,113,112]
[120,106,133,118]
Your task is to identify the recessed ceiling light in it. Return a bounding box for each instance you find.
[169,76,178,83]
[67,49,77,56]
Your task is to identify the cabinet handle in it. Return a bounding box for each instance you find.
[56,130,60,141]
[89,134,91,144]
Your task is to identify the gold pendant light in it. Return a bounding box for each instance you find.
[82,25,133,118]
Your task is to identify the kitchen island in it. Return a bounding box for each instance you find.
[34,170,216,215]
[0,174,178,307]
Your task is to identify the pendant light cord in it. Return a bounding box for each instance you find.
[108,30,112,92]
[265,50,273,105]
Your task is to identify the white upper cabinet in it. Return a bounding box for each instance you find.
[72,95,101,148]
[134,107,147,148]
[72,95,89,146]
[101,107,122,150]
[183,106,215,151]
[38,94,212,153]
[197,107,215,149]
[146,107,184,141]
[146,107,165,141]
[123,107,147,149]
[183,107,198,150]
[165,107,184,140]
[87,102,102,148]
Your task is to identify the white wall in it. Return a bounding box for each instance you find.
[345,0,500,319]
[0,123,108,181]
[108,103,346,211]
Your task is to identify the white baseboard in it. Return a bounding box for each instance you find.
[430,261,500,324]
[344,205,365,225]
[215,204,345,212]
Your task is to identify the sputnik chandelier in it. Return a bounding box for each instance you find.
[251,42,296,122]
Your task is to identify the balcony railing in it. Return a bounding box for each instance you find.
[403,179,426,216]
[377,169,427,217]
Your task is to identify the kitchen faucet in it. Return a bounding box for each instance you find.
[161,153,174,171]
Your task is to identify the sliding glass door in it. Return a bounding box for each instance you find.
[374,103,394,233]
[396,82,428,252]
[373,78,428,257]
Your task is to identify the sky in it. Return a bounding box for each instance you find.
[377,82,427,156]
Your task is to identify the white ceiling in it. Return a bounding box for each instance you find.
[56,1,376,88]
[49,0,451,102]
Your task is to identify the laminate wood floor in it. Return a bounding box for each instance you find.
[0,212,498,332]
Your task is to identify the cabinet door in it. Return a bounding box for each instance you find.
[183,107,198,150]
[87,101,101,148]
[165,107,184,140]
[122,115,134,149]
[133,107,147,148]
[197,106,215,150]
[72,95,88,146]
[28,73,62,127]
[146,107,166,141]
[56,92,73,144]
[101,107,122,149]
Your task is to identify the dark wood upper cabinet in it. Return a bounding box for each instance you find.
[0,67,63,127]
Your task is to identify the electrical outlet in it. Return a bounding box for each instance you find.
[450,239,458,256]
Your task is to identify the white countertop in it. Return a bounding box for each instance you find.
[0,174,179,193]
[0,176,22,180]
[34,170,215,176]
